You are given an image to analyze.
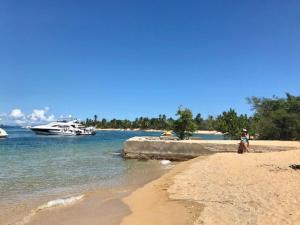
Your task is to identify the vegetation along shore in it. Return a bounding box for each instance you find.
[86,94,300,141]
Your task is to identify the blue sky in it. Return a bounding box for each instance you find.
[1,0,299,124]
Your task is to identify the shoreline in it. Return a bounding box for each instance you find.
[23,187,131,225]
[121,146,300,225]
[121,157,204,225]
[1,160,169,225]
[4,140,299,225]
[95,128,223,134]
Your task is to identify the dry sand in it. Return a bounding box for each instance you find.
[122,146,300,225]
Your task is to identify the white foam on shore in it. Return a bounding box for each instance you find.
[160,160,174,169]
[13,195,84,225]
[36,195,84,210]
[160,160,171,165]
[111,152,122,155]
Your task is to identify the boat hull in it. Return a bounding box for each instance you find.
[30,120,96,136]
[30,128,75,135]
[30,128,95,136]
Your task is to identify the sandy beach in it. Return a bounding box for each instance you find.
[121,144,300,225]
[5,141,299,225]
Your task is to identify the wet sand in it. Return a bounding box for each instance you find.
[122,146,300,225]
[27,188,130,225]
[121,157,203,225]
[1,191,127,225]
[1,160,168,225]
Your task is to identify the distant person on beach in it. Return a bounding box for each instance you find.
[238,129,249,154]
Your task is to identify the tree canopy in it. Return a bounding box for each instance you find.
[173,107,197,140]
[214,109,250,139]
[84,93,300,140]
[84,115,174,130]
[248,93,300,140]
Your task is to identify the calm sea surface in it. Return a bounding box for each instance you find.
[0,127,223,209]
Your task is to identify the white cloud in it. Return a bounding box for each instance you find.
[27,107,55,122]
[28,109,46,121]
[9,109,25,119]
[47,114,55,121]
[15,119,26,124]
[6,107,57,125]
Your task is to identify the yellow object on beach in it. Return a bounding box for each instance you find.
[162,131,173,136]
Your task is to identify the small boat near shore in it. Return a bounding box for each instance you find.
[30,120,96,136]
[0,128,8,138]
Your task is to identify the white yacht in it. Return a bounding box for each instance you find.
[30,120,96,136]
[0,128,8,138]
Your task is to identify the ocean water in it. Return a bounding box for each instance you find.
[0,127,223,224]
[0,128,163,204]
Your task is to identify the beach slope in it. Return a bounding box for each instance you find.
[122,148,300,225]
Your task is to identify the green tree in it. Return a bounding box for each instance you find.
[248,93,300,140]
[101,118,107,128]
[93,115,98,126]
[215,108,250,139]
[173,107,197,140]
[166,117,175,130]
[202,115,216,131]
[194,113,204,130]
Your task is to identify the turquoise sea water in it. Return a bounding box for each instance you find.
[0,127,224,214]
[0,128,160,204]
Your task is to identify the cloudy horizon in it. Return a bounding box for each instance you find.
[0,107,75,125]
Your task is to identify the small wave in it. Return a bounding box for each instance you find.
[36,195,84,210]
[12,195,84,225]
